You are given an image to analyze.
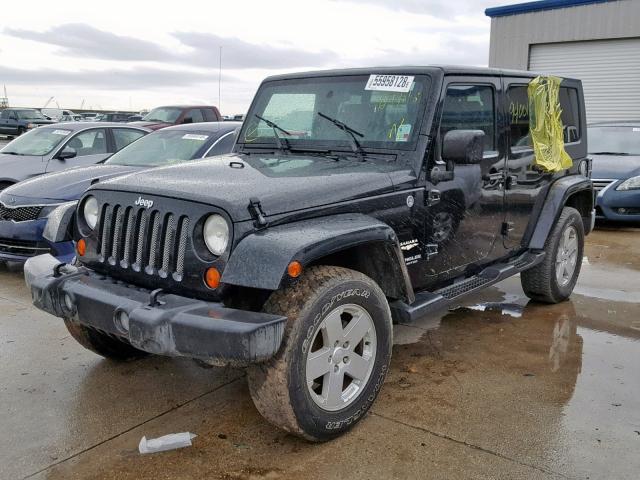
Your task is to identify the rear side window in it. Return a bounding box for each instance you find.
[440,84,496,153]
[184,109,205,123]
[113,128,146,151]
[206,131,237,156]
[202,108,217,121]
[507,85,581,149]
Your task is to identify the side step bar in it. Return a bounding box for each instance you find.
[390,251,545,323]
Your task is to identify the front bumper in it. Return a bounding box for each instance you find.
[0,218,75,263]
[596,182,640,223]
[25,254,287,366]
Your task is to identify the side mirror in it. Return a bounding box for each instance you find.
[442,130,485,165]
[56,146,77,160]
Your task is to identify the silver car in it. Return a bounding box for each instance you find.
[0,122,149,191]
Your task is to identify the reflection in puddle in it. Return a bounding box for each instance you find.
[549,315,572,372]
[451,302,524,318]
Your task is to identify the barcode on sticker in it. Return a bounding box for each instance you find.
[182,134,209,141]
[52,130,71,136]
[365,75,414,93]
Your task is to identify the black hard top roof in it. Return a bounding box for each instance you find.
[263,65,579,83]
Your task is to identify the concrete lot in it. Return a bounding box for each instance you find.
[1,228,639,480]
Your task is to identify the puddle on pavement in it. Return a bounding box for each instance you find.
[386,277,640,479]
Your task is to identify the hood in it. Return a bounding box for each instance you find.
[128,121,172,131]
[0,154,44,177]
[591,154,640,180]
[1,164,141,205]
[91,153,395,222]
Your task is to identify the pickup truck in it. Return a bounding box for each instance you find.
[0,108,55,136]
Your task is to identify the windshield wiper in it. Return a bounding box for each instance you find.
[254,114,292,154]
[317,112,366,160]
[1,151,23,155]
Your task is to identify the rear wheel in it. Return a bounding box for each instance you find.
[247,266,392,441]
[521,207,584,303]
[63,319,148,361]
[0,182,13,192]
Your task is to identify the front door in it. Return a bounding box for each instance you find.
[419,77,506,287]
[46,128,110,173]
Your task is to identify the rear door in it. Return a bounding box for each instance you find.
[502,79,583,250]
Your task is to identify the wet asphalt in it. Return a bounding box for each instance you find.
[1,228,639,480]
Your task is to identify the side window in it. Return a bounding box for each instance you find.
[508,85,581,148]
[507,85,531,149]
[559,87,580,143]
[65,129,107,156]
[440,84,496,154]
[0,110,9,119]
[184,109,205,124]
[206,132,237,156]
[113,128,146,151]
[202,109,216,122]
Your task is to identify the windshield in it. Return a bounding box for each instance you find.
[16,109,47,120]
[0,127,71,156]
[105,129,212,166]
[588,126,640,155]
[143,107,182,123]
[240,74,430,151]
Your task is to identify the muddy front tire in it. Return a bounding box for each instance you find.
[247,266,392,442]
[521,206,584,303]
[63,319,149,361]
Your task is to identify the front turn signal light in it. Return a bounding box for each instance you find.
[287,261,303,278]
[76,239,86,257]
[204,267,221,289]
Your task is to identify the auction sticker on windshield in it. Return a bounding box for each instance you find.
[52,130,71,136]
[182,134,209,141]
[365,75,414,93]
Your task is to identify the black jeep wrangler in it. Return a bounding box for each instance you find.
[26,67,594,441]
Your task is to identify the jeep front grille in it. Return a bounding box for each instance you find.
[0,203,43,222]
[96,204,190,280]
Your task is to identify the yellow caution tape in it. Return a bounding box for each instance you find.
[528,76,573,172]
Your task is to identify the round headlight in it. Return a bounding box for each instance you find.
[83,196,99,230]
[203,214,229,255]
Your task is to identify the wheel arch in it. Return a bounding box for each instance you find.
[527,175,593,250]
[221,214,415,304]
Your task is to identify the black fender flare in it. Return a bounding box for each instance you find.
[527,175,593,250]
[221,213,415,303]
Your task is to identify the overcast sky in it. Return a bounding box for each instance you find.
[0,0,510,115]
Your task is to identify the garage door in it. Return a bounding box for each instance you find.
[529,39,640,123]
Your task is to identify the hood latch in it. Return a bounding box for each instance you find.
[248,197,268,229]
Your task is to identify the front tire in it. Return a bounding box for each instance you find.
[63,319,148,361]
[521,206,584,303]
[247,266,392,441]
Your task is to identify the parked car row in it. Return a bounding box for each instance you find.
[0,104,223,137]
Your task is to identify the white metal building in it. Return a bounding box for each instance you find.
[486,0,640,122]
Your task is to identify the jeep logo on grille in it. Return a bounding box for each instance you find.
[134,196,154,209]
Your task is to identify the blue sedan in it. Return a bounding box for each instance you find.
[589,122,640,224]
[0,122,240,264]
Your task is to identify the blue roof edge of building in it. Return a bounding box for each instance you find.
[485,0,613,17]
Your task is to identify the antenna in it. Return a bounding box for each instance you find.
[43,96,54,109]
[218,45,222,114]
